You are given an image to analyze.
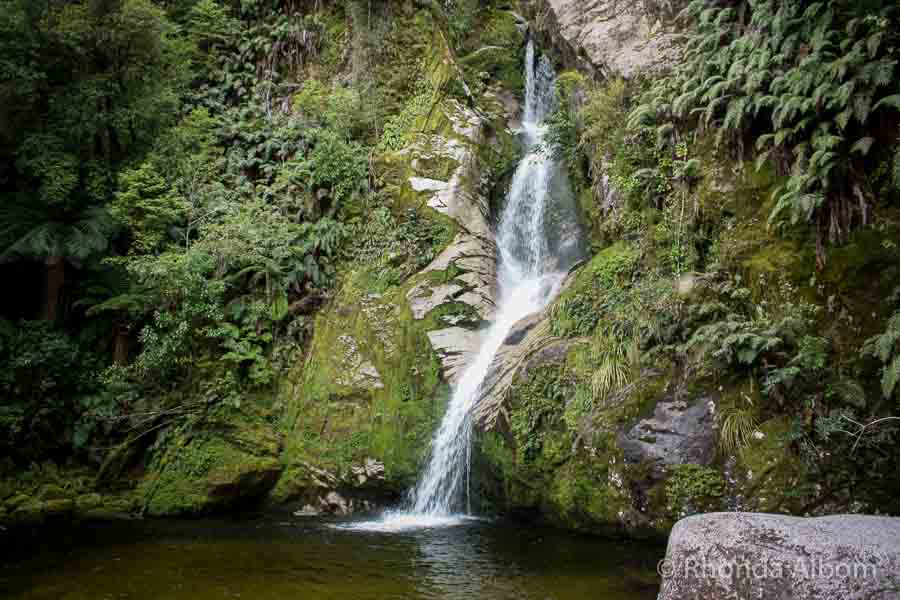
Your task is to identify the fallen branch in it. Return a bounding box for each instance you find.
[839,415,900,453]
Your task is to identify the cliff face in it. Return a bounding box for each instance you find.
[526,0,679,78]
[6,0,899,536]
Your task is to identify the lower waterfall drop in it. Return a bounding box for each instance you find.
[347,39,585,531]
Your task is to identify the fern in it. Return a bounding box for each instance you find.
[625,0,900,261]
[862,308,900,399]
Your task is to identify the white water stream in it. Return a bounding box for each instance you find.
[346,40,579,532]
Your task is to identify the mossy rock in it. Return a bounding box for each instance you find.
[37,484,68,501]
[4,493,31,511]
[75,492,103,513]
[664,464,726,520]
[277,262,449,496]
[735,417,809,514]
[139,410,282,517]
[11,500,47,523]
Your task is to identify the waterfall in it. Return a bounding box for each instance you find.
[345,40,583,531]
[406,39,576,517]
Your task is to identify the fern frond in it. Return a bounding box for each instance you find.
[874,94,900,113]
[885,355,900,399]
[850,137,874,156]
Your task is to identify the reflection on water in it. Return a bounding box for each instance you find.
[0,517,662,600]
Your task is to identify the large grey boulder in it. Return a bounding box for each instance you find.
[659,513,900,600]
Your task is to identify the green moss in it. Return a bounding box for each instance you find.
[550,242,641,337]
[139,411,280,517]
[479,354,641,535]
[665,464,726,520]
[277,262,448,493]
[736,417,809,514]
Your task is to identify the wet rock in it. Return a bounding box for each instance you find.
[659,513,900,600]
[320,491,350,515]
[351,458,386,487]
[402,100,501,379]
[274,459,390,516]
[427,327,484,382]
[407,282,465,320]
[293,505,320,517]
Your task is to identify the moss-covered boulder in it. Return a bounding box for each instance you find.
[137,410,281,517]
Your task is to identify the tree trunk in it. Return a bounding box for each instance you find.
[42,256,65,322]
[113,322,130,366]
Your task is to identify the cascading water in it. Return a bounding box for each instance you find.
[346,40,584,531]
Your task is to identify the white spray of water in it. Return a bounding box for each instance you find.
[341,40,573,532]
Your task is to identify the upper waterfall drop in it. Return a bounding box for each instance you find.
[343,39,585,531]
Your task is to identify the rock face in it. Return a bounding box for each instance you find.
[619,395,718,478]
[277,458,388,516]
[659,513,900,600]
[528,0,678,78]
[402,99,501,381]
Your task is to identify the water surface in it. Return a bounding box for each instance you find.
[0,517,662,599]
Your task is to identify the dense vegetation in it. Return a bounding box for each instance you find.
[2,0,899,530]
[0,0,517,482]
[490,0,900,527]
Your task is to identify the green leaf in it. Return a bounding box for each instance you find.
[850,137,874,156]
[883,355,900,399]
[874,94,900,112]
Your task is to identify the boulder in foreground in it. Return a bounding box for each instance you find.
[658,512,900,600]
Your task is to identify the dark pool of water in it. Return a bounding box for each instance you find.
[0,516,663,599]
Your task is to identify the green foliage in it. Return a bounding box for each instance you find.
[294,80,376,142]
[666,464,725,519]
[862,298,900,400]
[509,366,572,462]
[551,242,639,337]
[377,75,434,153]
[0,320,99,459]
[112,163,189,255]
[351,204,453,288]
[666,464,726,518]
[629,0,900,263]
[303,129,370,210]
[686,277,819,373]
[718,383,760,455]
[588,332,640,403]
[0,198,116,264]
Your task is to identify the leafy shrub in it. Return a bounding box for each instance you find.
[0,320,98,458]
